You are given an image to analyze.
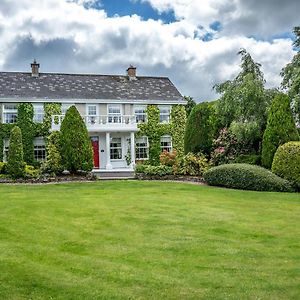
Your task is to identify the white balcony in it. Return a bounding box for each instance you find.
[51,115,139,132]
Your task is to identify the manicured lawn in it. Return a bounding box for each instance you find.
[0,181,299,300]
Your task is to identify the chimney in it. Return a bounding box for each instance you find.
[31,59,40,77]
[127,65,137,80]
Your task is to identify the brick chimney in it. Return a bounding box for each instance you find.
[127,65,137,80]
[31,59,40,77]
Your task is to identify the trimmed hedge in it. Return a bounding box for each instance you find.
[272,141,300,188]
[204,163,295,192]
[135,164,173,176]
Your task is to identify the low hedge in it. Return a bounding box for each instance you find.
[135,164,173,176]
[272,141,300,188]
[203,163,295,192]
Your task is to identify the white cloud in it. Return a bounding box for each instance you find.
[0,0,297,101]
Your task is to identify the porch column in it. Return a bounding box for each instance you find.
[105,132,112,170]
[130,132,135,169]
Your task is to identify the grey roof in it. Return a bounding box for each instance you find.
[0,72,183,102]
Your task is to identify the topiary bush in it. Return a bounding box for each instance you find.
[203,163,295,192]
[7,126,25,179]
[184,102,218,155]
[60,106,93,174]
[272,141,300,188]
[261,93,299,168]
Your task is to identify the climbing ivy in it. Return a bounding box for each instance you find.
[138,104,186,165]
[0,102,61,163]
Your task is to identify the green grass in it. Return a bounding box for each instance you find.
[0,181,299,300]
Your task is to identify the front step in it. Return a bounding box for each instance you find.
[93,170,135,179]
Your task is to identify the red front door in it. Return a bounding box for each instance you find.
[91,137,99,168]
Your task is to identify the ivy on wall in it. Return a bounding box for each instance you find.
[138,104,186,165]
[0,102,61,163]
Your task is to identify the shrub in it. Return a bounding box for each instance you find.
[43,131,63,175]
[135,164,148,174]
[0,162,7,174]
[203,163,295,192]
[7,126,25,179]
[24,164,41,179]
[135,164,173,176]
[261,94,299,168]
[180,152,210,176]
[272,141,300,188]
[184,102,218,155]
[160,150,177,166]
[60,106,93,174]
[234,154,260,165]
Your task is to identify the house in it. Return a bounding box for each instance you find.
[0,61,186,176]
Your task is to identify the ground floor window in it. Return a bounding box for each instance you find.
[34,137,46,161]
[136,136,149,159]
[110,137,122,160]
[160,135,172,152]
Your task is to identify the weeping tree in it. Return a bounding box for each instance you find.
[214,49,270,130]
[281,26,300,126]
[60,106,93,174]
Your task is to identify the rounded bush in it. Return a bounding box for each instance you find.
[204,163,295,192]
[272,141,300,188]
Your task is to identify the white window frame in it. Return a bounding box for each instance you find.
[159,105,171,123]
[110,137,122,160]
[108,104,122,123]
[2,104,18,124]
[34,137,46,162]
[33,103,44,123]
[61,103,74,115]
[160,135,172,152]
[86,104,98,124]
[136,136,149,160]
[3,138,9,162]
[134,105,147,123]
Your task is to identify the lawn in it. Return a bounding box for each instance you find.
[0,181,299,300]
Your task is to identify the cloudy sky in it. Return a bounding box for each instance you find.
[0,0,299,101]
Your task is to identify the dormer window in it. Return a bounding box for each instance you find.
[159,105,171,123]
[3,104,18,124]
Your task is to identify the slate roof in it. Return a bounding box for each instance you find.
[0,72,183,102]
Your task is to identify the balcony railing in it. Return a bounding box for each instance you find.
[51,115,138,132]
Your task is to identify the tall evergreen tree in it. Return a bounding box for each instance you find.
[261,93,299,168]
[60,106,93,174]
[184,96,196,117]
[184,102,217,155]
[7,126,25,178]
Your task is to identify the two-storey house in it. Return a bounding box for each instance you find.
[0,61,185,176]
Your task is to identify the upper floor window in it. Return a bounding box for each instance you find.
[3,104,17,124]
[34,137,46,161]
[159,105,171,123]
[33,104,44,123]
[87,104,97,124]
[108,104,121,123]
[134,105,147,123]
[61,103,74,115]
[136,136,149,160]
[160,135,172,152]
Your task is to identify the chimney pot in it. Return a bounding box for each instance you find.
[127,65,137,80]
[31,59,40,77]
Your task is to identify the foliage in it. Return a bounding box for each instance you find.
[138,104,186,165]
[17,103,35,164]
[0,162,7,174]
[60,106,93,174]
[234,154,260,165]
[7,126,25,179]
[184,96,196,117]
[261,93,299,168]
[135,164,173,176]
[179,152,210,176]
[281,26,300,124]
[272,141,300,188]
[24,164,41,179]
[42,103,62,134]
[184,102,217,155]
[204,163,295,192]
[42,131,63,175]
[160,150,177,166]
[214,49,269,129]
